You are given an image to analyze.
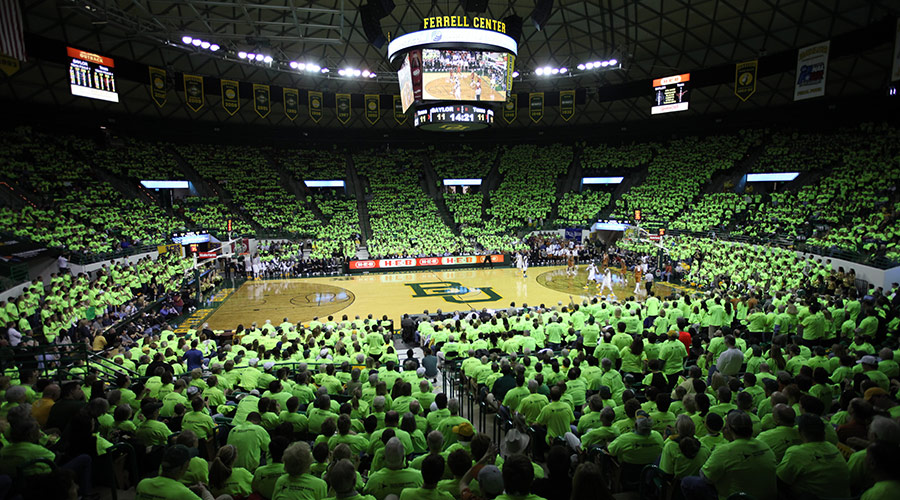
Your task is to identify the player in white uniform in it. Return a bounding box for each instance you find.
[520,252,529,278]
[599,268,614,294]
[454,79,462,100]
[584,261,599,290]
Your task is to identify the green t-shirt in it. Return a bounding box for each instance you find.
[776,441,849,499]
[757,426,801,463]
[226,422,271,470]
[251,462,284,499]
[136,476,202,500]
[861,480,900,500]
[182,411,214,440]
[536,401,575,443]
[211,467,253,498]
[136,419,172,448]
[323,494,376,500]
[701,437,776,500]
[607,431,664,465]
[0,441,56,476]
[272,473,328,500]
[659,438,710,479]
[364,468,423,500]
[399,487,455,500]
[180,457,208,486]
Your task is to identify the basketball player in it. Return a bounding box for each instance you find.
[633,263,643,295]
[599,268,614,294]
[584,261,599,290]
[475,80,482,101]
[454,78,462,100]
[566,251,576,277]
[516,251,529,278]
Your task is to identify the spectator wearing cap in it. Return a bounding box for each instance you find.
[399,454,454,500]
[135,444,214,500]
[858,355,890,391]
[682,411,776,500]
[136,399,171,447]
[271,441,328,499]
[607,410,664,466]
[776,413,850,499]
[226,411,271,470]
[364,437,423,500]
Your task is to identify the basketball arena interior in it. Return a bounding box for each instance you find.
[1,1,900,499]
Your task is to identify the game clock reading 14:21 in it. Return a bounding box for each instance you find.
[414,104,495,131]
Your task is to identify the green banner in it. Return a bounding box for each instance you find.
[308,90,323,123]
[183,74,204,112]
[529,93,543,123]
[336,93,351,124]
[393,95,407,124]
[221,79,239,115]
[735,60,758,102]
[560,89,575,121]
[253,84,270,118]
[148,66,167,107]
[503,94,517,123]
[365,94,380,125]
[283,88,299,121]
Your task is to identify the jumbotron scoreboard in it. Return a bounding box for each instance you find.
[388,15,517,132]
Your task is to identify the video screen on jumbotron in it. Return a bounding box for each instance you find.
[67,47,119,103]
[398,54,415,112]
[422,49,508,102]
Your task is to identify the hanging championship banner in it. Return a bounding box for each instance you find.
[336,93,351,124]
[365,94,380,124]
[734,60,758,101]
[183,74,204,112]
[393,95,407,124]
[148,66,167,107]
[283,88,299,121]
[253,84,270,118]
[506,55,516,97]
[220,79,239,115]
[529,92,543,123]
[503,94,517,123]
[794,40,829,101]
[0,55,19,77]
[559,89,575,121]
[308,90,323,123]
[892,18,900,82]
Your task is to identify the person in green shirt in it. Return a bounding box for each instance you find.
[757,404,801,462]
[535,386,575,444]
[682,411,776,500]
[364,437,423,500]
[659,415,711,479]
[399,454,454,500]
[136,400,172,448]
[324,458,376,500]
[776,413,850,499]
[497,453,544,500]
[136,444,214,500]
[607,411,664,466]
[861,442,900,500]
[181,398,214,441]
[272,441,328,500]
[0,406,58,477]
[252,436,289,500]
[209,444,253,499]
[226,412,271,471]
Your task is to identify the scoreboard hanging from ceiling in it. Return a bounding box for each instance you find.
[651,73,690,114]
[67,46,119,103]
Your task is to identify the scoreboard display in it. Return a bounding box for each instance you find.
[651,73,690,114]
[414,104,494,131]
[68,47,119,103]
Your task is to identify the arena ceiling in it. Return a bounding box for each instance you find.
[5,0,899,128]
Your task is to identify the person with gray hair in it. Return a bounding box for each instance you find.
[1,385,26,418]
[273,441,327,498]
[364,437,423,500]
[847,416,900,494]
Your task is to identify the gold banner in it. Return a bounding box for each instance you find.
[559,89,575,121]
[283,88,299,121]
[221,79,239,115]
[253,83,270,118]
[506,55,515,99]
[503,94,517,124]
[393,95,407,124]
[529,93,543,123]
[336,93,351,124]
[735,60,758,102]
[308,90,323,123]
[183,74,204,112]
[148,66,166,107]
[364,94,380,125]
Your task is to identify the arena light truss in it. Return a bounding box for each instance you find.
[518,58,622,80]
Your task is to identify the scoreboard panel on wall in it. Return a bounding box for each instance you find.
[651,73,690,114]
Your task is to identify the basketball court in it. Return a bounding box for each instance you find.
[202,265,678,329]
[422,72,506,101]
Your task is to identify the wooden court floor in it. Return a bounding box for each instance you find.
[203,266,676,330]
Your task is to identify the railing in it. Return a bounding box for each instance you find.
[2,343,90,383]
